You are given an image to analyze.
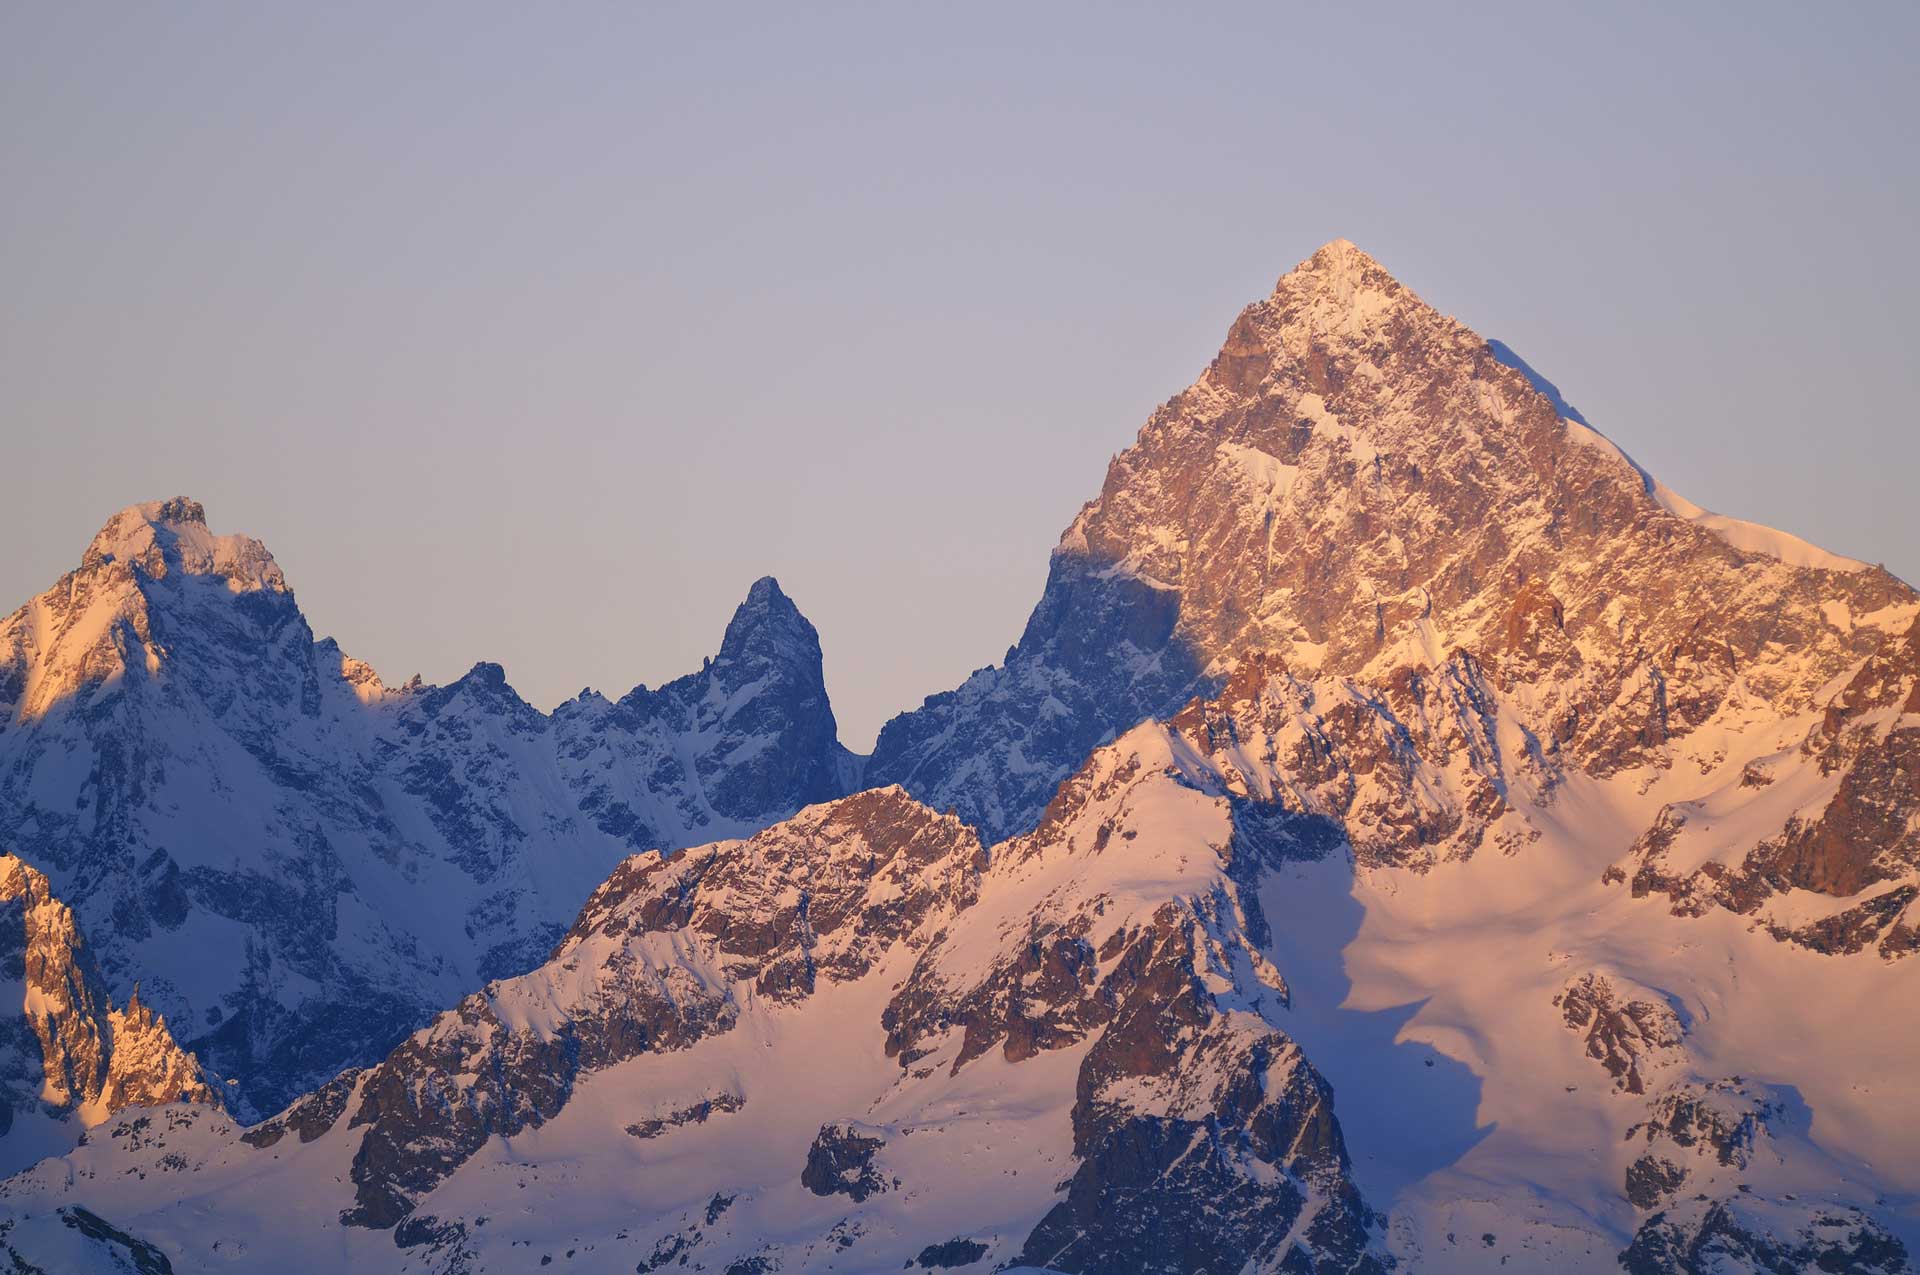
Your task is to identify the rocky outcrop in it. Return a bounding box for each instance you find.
[912,1238,988,1268]
[1618,1078,1911,1274]
[339,942,738,1228]
[0,854,214,1141]
[799,1122,890,1202]
[0,500,860,1116]
[236,1067,360,1150]
[1626,1078,1779,1180]
[1553,973,1684,1094]
[57,1206,173,1274]
[560,787,986,1000]
[1158,651,1541,870]
[1016,970,1383,1274]
[623,1090,743,1139]
[1623,615,1920,958]
[1620,1200,1910,1275]
[337,788,982,1229]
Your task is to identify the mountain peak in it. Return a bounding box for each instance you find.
[742,575,792,610]
[1280,237,1401,295]
[874,238,1913,841]
[86,497,205,560]
[1296,235,1374,274]
[460,660,509,689]
[716,575,817,669]
[131,496,207,527]
[81,497,284,593]
[1199,238,1432,401]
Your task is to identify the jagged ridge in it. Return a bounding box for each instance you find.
[0,503,860,1116]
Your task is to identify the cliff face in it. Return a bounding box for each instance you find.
[0,854,215,1168]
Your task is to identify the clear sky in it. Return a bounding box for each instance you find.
[3,2,1915,749]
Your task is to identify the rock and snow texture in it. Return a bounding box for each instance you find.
[1617,1079,1909,1273]
[3,680,1917,1271]
[1620,609,1920,959]
[869,239,1913,847]
[1552,972,1685,1096]
[3,240,1920,1272]
[0,855,215,1174]
[0,744,1393,1274]
[0,500,858,1116]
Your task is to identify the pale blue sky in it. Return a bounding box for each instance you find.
[3,2,1914,748]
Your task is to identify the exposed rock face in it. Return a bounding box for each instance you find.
[339,932,739,1228]
[623,1090,743,1140]
[870,241,1911,843]
[0,500,858,1115]
[1553,973,1684,1095]
[1625,614,1920,958]
[0,854,214,1152]
[48,1205,173,1274]
[1618,1078,1911,1274]
[1627,1078,1779,1180]
[1017,1001,1382,1275]
[799,1122,889,1202]
[236,1068,360,1151]
[1619,1202,1910,1275]
[912,1237,987,1268]
[1158,651,1541,870]
[886,725,1386,1272]
[338,787,983,1229]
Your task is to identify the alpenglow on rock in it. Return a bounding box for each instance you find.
[0,854,216,1174]
[869,240,1910,844]
[0,499,857,1117]
[2,240,1918,1274]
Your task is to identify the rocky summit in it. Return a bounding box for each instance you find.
[0,242,1916,1273]
[870,240,1909,845]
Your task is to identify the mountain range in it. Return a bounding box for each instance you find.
[0,506,856,1122]
[0,240,1914,1273]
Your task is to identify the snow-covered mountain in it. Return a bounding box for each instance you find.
[868,240,1913,849]
[0,743,1394,1274]
[0,501,858,1116]
[3,240,1918,1273]
[0,700,1911,1271]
